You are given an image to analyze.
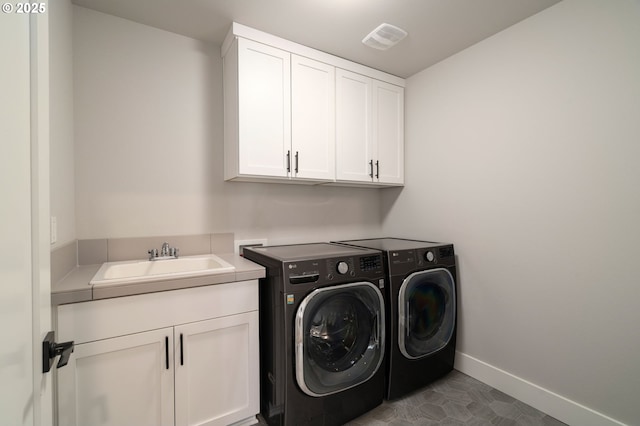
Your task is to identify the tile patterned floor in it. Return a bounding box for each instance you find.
[346,370,567,426]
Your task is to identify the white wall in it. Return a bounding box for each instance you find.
[382,0,640,424]
[0,9,36,424]
[49,0,75,247]
[73,6,382,244]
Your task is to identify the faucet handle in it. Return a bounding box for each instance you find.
[173,247,179,258]
[148,248,158,260]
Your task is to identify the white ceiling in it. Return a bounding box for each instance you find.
[71,0,562,78]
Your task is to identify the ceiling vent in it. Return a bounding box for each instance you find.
[362,23,408,50]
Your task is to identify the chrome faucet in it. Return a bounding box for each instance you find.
[148,242,179,260]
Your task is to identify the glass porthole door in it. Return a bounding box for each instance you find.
[398,268,456,359]
[295,282,385,397]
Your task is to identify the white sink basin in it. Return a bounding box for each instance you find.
[90,254,235,285]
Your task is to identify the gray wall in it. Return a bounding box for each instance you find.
[382,0,640,424]
[72,6,383,245]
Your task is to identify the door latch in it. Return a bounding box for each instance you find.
[42,331,74,373]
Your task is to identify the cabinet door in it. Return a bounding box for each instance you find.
[237,38,291,178]
[57,328,175,426]
[175,311,259,426]
[291,55,335,181]
[373,80,404,184]
[336,69,374,182]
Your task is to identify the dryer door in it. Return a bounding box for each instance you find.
[295,282,385,397]
[398,268,456,359]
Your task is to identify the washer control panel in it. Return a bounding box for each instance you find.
[286,254,383,285]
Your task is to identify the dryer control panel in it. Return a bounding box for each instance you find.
[387,244,455,276]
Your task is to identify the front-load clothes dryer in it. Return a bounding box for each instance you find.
[335,238,457,400]
[243,243,386,425]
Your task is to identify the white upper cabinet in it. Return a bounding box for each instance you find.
[291,55,335,181]
[223,23,404,187]
[336,69,404,185]
[230,38,291,179]
[225,39,335,183]
[373,79,404,185]
[336,69,374,182]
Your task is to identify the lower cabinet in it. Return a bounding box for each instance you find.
[57,328,176,426]
[175,312,259,426]
[56,281,260,426]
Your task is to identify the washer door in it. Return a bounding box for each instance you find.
[295,282,385,397]
[398,268,456,359]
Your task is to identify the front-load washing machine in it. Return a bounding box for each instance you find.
[243,243,386,425]
[335,238,457,400]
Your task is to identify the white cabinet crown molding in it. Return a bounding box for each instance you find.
[222,22,405,88]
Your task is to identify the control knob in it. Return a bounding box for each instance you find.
[425,251,435,262]
[336,261,349,275]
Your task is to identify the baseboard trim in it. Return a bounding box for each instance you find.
[454,351,627,426]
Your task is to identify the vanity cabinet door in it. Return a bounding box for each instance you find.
[57,328,175,426]
[174,311,259,426]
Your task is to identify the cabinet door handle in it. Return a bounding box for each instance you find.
[369,160,374,178]
[165,336,169,370]
[180,333,184,366]
[295,151,299,174]
[286,150,291,173]
[375,160,379,179]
